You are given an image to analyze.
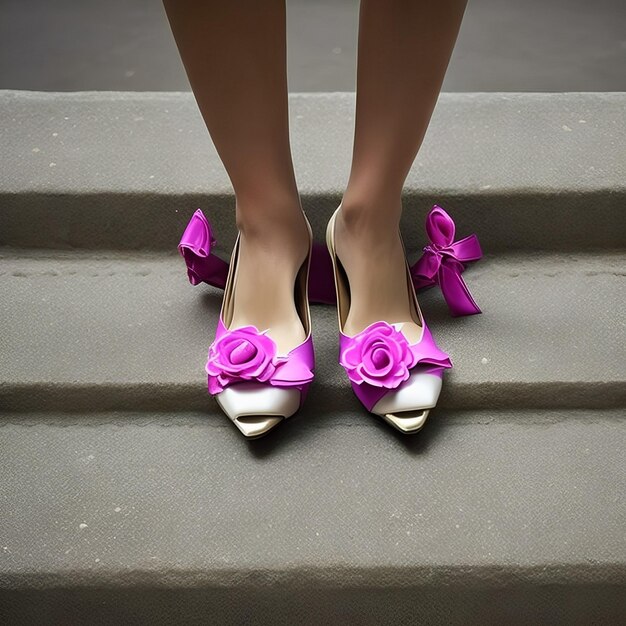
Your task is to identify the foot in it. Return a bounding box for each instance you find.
[230,207,310,355]
[333,203,422,343]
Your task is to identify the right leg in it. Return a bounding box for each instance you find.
[163,0,309,353]
[334,0,466,340]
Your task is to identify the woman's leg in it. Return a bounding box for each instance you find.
[335,0,467,338]
[163,0,309,353]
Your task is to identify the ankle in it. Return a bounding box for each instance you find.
[336,200,403,247]
[338,195,403,234]
[236,204,310,269]
[236,199,308,239]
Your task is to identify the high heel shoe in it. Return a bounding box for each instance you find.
[325,206,452,434]
[205,216,315,439]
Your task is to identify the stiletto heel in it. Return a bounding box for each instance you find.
[205,215,315,439]
[325,207,452,434]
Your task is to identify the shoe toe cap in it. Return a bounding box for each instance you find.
[372,370,443,432]
[215,382,301,437]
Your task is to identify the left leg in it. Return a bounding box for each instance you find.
[335,0,467,339]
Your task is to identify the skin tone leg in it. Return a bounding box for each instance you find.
[162,0,309,354]
[335,0,467,340]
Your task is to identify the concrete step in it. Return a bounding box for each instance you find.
[1,249,624,413]
[1,90,625,252]
[0,409,624,624]
[1,90,625,622]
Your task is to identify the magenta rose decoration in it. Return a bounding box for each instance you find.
[206,326,277,394]
[340,321,416,388]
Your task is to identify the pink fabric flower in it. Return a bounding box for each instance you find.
[206,326,277,394]
[339,321,417,388]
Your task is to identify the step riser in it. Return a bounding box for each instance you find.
[1,190,624,252]
[1,581,624,625]
[1,381,624,414]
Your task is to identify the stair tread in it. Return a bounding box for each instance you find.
[1,410,625,582]
[0,250,624,410]
[2,91,624,196]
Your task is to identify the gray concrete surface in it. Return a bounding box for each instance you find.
[1,0,625,92]
[1,86,625,621]
[1,91,625,252]
[0,411,625,624]
[1,251,624,413]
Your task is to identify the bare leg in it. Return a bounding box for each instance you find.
[335,0,467,338]
[163,0,309,353]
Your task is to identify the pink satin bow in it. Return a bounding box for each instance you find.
[179,206,483,317]
[411,205,482,317]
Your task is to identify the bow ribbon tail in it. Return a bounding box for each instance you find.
[447,233,483,263]
[178,209,229,289]
[271,358,315,388]
[438,258,481,317]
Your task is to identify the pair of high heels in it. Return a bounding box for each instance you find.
[179,205,482,439]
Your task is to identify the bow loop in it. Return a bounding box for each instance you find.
[425,205,456,247]
[411,205,483,317]
[178,209,229,289]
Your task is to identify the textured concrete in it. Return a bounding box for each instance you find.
[1,0,625,93]
[1,91,625,251]
[1,86,625,621]
[0,250,624,413]
[0,411,625,624]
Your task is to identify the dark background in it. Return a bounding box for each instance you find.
[1,0,625,92]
